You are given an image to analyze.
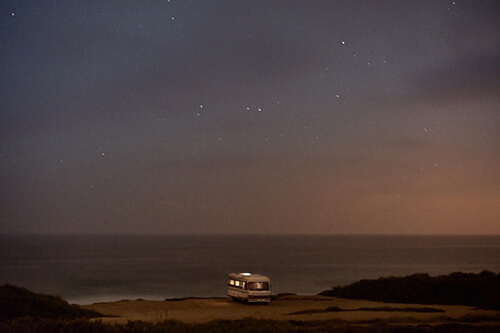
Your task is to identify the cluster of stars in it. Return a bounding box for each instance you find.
[194,101,331,146]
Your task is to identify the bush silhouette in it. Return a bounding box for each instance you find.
[0,284,101,321]
[320,271,500,310]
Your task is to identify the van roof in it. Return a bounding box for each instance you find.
[228,273,270,281]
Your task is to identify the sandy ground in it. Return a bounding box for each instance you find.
[81,295,500,326]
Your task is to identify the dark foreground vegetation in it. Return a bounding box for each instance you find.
[320,271,500,310]
[2,317,500,333]
[0,284,101,321]
[1,281,499,332]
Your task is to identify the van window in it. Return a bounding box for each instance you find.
[248,281,269,290]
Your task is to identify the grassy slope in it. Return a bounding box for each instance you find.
[320,271,500,310]
[0,284,102,321]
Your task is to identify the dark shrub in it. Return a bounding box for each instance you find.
[0,284,102,321]
[320,271,500,310]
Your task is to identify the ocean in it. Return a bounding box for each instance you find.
[1,234,499,305]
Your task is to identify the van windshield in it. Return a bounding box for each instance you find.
[247,281,269,291]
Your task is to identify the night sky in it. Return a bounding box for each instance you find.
[1,1,499,234]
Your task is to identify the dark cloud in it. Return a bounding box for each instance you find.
[414,51,500,98]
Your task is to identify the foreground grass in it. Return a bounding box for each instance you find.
[2,317,500,333]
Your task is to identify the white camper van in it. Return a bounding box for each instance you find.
[227,273,271,303]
